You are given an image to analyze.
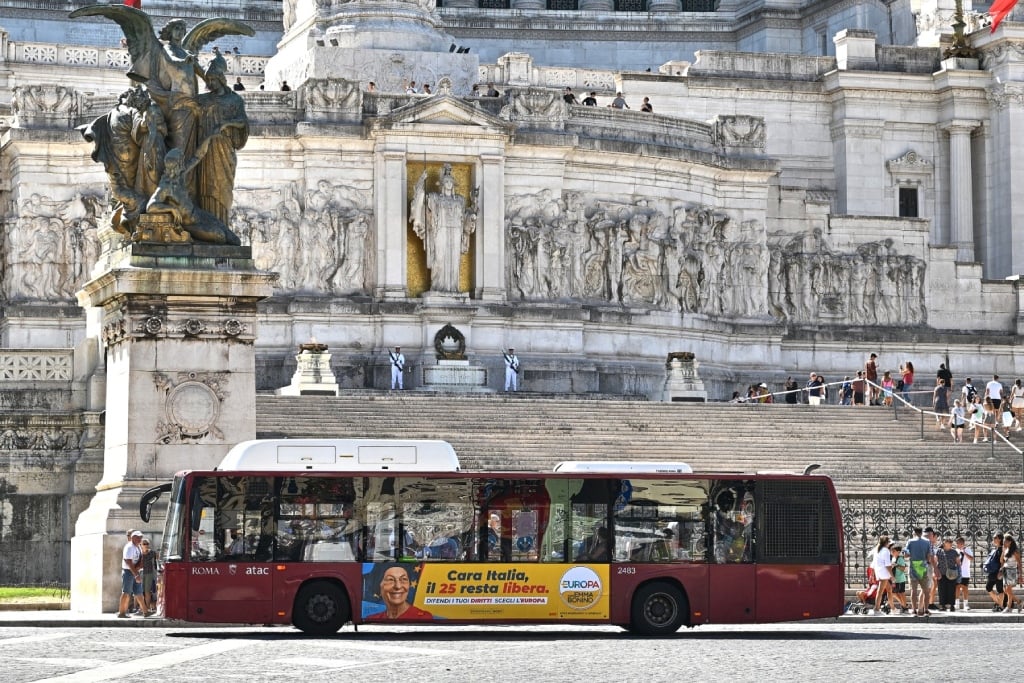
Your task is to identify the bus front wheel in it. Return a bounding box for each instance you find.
[293,580,350,635]
[630,582,687,636]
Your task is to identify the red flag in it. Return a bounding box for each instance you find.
[990,0,1019,32]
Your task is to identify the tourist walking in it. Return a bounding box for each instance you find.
[1002,533,1021,612]
[118,530,144,618]
[1010,379,1024,429]
[891,543,910,613]
[949,399,967,443]
[955,536,973,610]
[784,376,798,404]
[985,533,1006,611]
[905,527,934,616]
[932,378,950,429]
[935,537,960,611]
[900,361,915,405]
[865,353,879,404]
[871,535,894,615]
[806,373,824,405]
[851,371,866,406]
[881,370,894,407]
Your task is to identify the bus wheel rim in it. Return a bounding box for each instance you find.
[645,593,677,626]
[308,594,336,622]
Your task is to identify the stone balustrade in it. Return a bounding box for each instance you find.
[5,40,268,78]
[0,349,73,381]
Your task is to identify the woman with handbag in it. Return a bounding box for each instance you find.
[935,537,960,611]
[1002,534,1022,613]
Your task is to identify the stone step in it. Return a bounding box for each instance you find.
[255,393,1024,495]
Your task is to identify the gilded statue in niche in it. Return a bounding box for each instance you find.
[407,162,477,296]
[70,5,253,245]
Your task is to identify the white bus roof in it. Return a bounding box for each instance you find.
[216,439,460,472]
[553,461,693,474]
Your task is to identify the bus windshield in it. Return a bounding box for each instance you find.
[161,474,187,562]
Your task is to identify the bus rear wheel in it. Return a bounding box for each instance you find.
[630,582,687,636]
[293,580,350,635]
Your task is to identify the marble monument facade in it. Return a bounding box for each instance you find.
[3,0,1024,585]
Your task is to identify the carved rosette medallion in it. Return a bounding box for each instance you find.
[142,316,163,336]
[223,319,244,337]
[154,371,228,444]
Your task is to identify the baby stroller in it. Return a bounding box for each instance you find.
[848,567,890,614]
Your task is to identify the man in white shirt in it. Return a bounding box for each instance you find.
[986,375,1004,404]
[118,530,144,618]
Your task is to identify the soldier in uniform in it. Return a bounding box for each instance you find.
[503,348,520,392]
[389,346,405,390]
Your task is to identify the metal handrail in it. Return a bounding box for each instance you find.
[739,378,1024,481]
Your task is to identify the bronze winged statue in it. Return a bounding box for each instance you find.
[70,5,254,245]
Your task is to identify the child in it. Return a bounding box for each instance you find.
[881,371,894,407]
[891,543,909,613]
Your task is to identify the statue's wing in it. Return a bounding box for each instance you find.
[182,18,255,54]
[68,6,156,72]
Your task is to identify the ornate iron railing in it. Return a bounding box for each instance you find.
[840,495,1024,587]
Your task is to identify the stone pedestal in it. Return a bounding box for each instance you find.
[661,352,708,402]
[421,359,490,392]
[276,345,340,396]
[69,243,276,613]
[265,1,479,95]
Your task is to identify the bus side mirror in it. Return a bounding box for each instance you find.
[140,483,172,523]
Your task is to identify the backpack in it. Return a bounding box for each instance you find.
[966,384,978,403]
[984,548,1002,574]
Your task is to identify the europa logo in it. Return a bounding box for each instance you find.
[559,566,603,611]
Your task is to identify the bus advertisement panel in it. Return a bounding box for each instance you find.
[361,562,609,621]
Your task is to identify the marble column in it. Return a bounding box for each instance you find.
[943,119,979,263]
[378,148,408,299]
[476,154,506,301]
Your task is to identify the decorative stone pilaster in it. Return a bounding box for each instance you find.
[941,119,980,263]
[476,154,506,302]
[647,0,681,10]
[579,0,614,9]
[69,244,276,613]
[511,0,546,8]
[378,149,409,299]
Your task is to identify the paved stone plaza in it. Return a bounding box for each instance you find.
[1,618,1021,681]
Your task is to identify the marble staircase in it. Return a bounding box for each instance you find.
[254,392,1024,495]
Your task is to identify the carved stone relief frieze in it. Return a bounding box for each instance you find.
[498,88,568,129]
[766,232,927,326]
[303,78,361,122]
[712,115,766,150]
[504,191,927,327]
[153,371,228,444]
[232,181,373,295]
[11,84,81,128]
[3,191,104,302]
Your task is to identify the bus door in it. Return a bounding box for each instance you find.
[186,476,274,624]
[707,482,756,622]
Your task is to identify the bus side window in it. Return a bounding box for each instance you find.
[712,481,754,564]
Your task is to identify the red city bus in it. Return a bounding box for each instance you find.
[142,439,844,635]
